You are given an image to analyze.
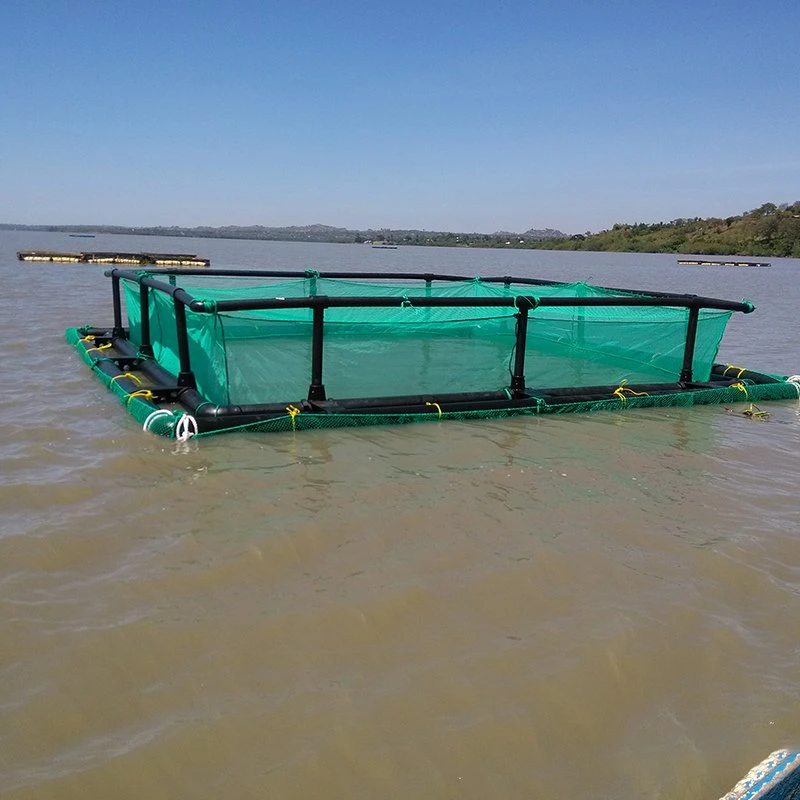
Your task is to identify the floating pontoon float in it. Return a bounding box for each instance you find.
[18,250,210,267]
[677,258,770,268]
[65,268,799,438]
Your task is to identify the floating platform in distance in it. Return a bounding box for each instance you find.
[65,267,799,439]
[678,258,770,267]
[17,250,210,267]
[372,244,398,249]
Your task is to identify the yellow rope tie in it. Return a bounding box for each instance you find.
[286,404,301,430]
[723,364,747,379]
[109,372,143,386]
[126,389,156,405]
[80,335,96,342]
[729,382,749,399]
[85,343,113,354]
[425,401,443,418]
[612,379,649,404]
[742,403,769,420]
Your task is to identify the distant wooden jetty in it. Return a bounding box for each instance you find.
[17,250,210,267]
[677,258,770,268]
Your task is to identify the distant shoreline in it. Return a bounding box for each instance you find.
[3,202,799,257]
[0,222,567,250]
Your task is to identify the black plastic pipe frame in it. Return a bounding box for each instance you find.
[173,298,196,389]
[203,294,752,314]
[308,305,327,401]
[138,283,154,358]
[680,306,700,383]
[111,268,756,314]
[111,275,125,338]
[119,269,753,315]
[510,306,529,398]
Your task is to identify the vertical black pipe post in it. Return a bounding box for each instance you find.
[308,304,327,401]
[680,305,700,383]
[174,298,197,389]
[510,305,529,398]
[423,274,433,324]
[111,274,124,338]
[138,282,154,357]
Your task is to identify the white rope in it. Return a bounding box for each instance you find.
[142,409,174,433]
[787,375,800,398]
[174,414,198,442]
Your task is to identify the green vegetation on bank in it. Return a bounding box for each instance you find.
[3,202,799,256]
[526,202,800,257]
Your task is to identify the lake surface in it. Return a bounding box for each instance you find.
[1,231,799,799]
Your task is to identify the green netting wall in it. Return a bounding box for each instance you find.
[122,277,732,407]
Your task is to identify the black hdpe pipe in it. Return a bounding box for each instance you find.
[534,382,684,398]
[109,270,754,315]
[107,267,758,308]
[197,295,752,314]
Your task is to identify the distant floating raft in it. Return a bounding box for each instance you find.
[720,749,800,799]
[678,258,770,267]
[17,250,210,267]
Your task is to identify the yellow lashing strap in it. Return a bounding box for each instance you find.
[425,401,443,418]
[286,404,301,430]
[742,403,769,420]
[723,364,747,379]
[126,389,156,405]
[612,379,649,404]
[729,382,749,398]
[85,342,113,354]
[109,372,143,386]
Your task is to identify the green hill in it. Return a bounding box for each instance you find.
[528,202,800,257]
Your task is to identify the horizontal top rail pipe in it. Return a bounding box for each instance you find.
[199,294,753,314]
[127,274,197,305]
[108,269,754,314]
[107,267,569,285]
[106,267,741,304]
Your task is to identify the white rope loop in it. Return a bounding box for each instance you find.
[174,414,198,442]
[143,410,199,440]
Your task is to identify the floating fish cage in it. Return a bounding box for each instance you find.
[65,268,799,438]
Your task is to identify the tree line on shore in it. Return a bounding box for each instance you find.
[3,202,799,256]
[529,202,800,257]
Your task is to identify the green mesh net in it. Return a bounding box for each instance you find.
[121,276,732,407]
[66,272,799,438]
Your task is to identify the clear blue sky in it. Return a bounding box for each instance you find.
[3,0,799,234]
